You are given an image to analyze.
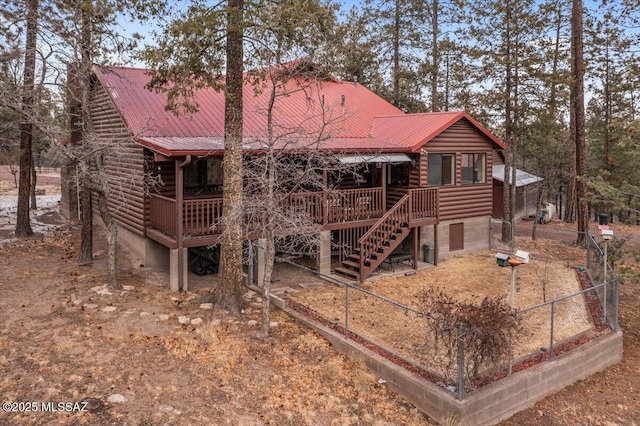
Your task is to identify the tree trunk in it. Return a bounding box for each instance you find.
[430,0,439,112]
[392,0,400,107]
[15,0,38,237]
[573,0,588,243]
[96,185,119,287]
[93,150,120,288]
[77,0,94,263]
[30,159,37,209]
[217,0,245,313]
[78,183,93,264]
[258,230,275,339]
[501,3,513,244]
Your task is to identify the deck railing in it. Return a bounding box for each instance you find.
[149,187,436,240]
[284,192,323,223]
[408,187,439,221]
[327,188,384,223]
[149,194,177,237]
[184,198,224,236]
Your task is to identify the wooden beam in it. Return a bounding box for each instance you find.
[381,164,387,209]
[154,153,173,162]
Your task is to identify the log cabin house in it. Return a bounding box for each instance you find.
[60,62,506,290]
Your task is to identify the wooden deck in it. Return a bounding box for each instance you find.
[147,187,438,248]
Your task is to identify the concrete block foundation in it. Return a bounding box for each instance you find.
[420,215,491,260]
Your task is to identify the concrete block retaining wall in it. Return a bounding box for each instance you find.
[276,293,623,425]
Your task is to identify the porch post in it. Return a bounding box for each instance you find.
[322,169,328,225]
[317,230,331,276]
[433,223,439,266]
[413,228,418,270]
[174,157,190,291]
[256,238,267,287]
[381,163,387,209]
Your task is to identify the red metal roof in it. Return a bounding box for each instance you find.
[94,65,505,156]
[371,111,506,152]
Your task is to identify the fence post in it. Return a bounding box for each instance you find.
[586,234,591,271]
[549,301,555,362]
[508,331,513,375]
[345,282,349,339]
[457,323,465,400]
[603,280,607,323]
[612,277,619,331]
[248,240,254,285]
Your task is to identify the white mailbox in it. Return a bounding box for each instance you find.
[602,229,614,241]
[515,250,530,264]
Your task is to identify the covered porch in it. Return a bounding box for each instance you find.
[143,151,440,290]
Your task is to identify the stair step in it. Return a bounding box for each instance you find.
[342,260,360,270]
[335,267,360,280]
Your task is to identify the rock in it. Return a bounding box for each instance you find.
[139,311,151,317]
[244,290,257,299]
[83,304,98,310]
[256,297,263,303]
[72,299,82,306]
[210,319,221,326]
[157,404,180,414]
[199,303,213,310]
[101,306,117,312]
[124,308,136,315]
[122,285,135,291]
[90,285,113,296]
[247,320,258,326]
[178,316,190,324]
[158,314,170,321]
[107,394,127,404]
[190,318,203,325]
[269,321,278,328]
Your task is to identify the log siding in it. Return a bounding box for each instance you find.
[422,119,497,221]
[89,83,147,237]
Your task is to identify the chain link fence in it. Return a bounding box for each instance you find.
[282,229,619,400]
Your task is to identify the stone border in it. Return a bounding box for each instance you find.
[272,293,622,425]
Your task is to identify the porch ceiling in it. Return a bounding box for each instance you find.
[338,153,412,164]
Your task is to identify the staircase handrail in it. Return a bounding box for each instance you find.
[358,194,410,276]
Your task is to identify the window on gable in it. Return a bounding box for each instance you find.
[428,154,455,186]
[461,153,486,184]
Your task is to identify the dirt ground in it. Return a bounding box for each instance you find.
[286,236,597,374]
[1,171,639,425]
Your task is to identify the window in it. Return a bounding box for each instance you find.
[387,162,411,186]
[428,154,455,186]
[184,157,224,194]
[461,153,486,184]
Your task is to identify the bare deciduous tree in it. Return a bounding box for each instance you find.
[420,288,522,386]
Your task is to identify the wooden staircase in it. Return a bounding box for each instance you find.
[335,194,412,282]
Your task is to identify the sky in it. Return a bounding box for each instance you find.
[116,0,361,67]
